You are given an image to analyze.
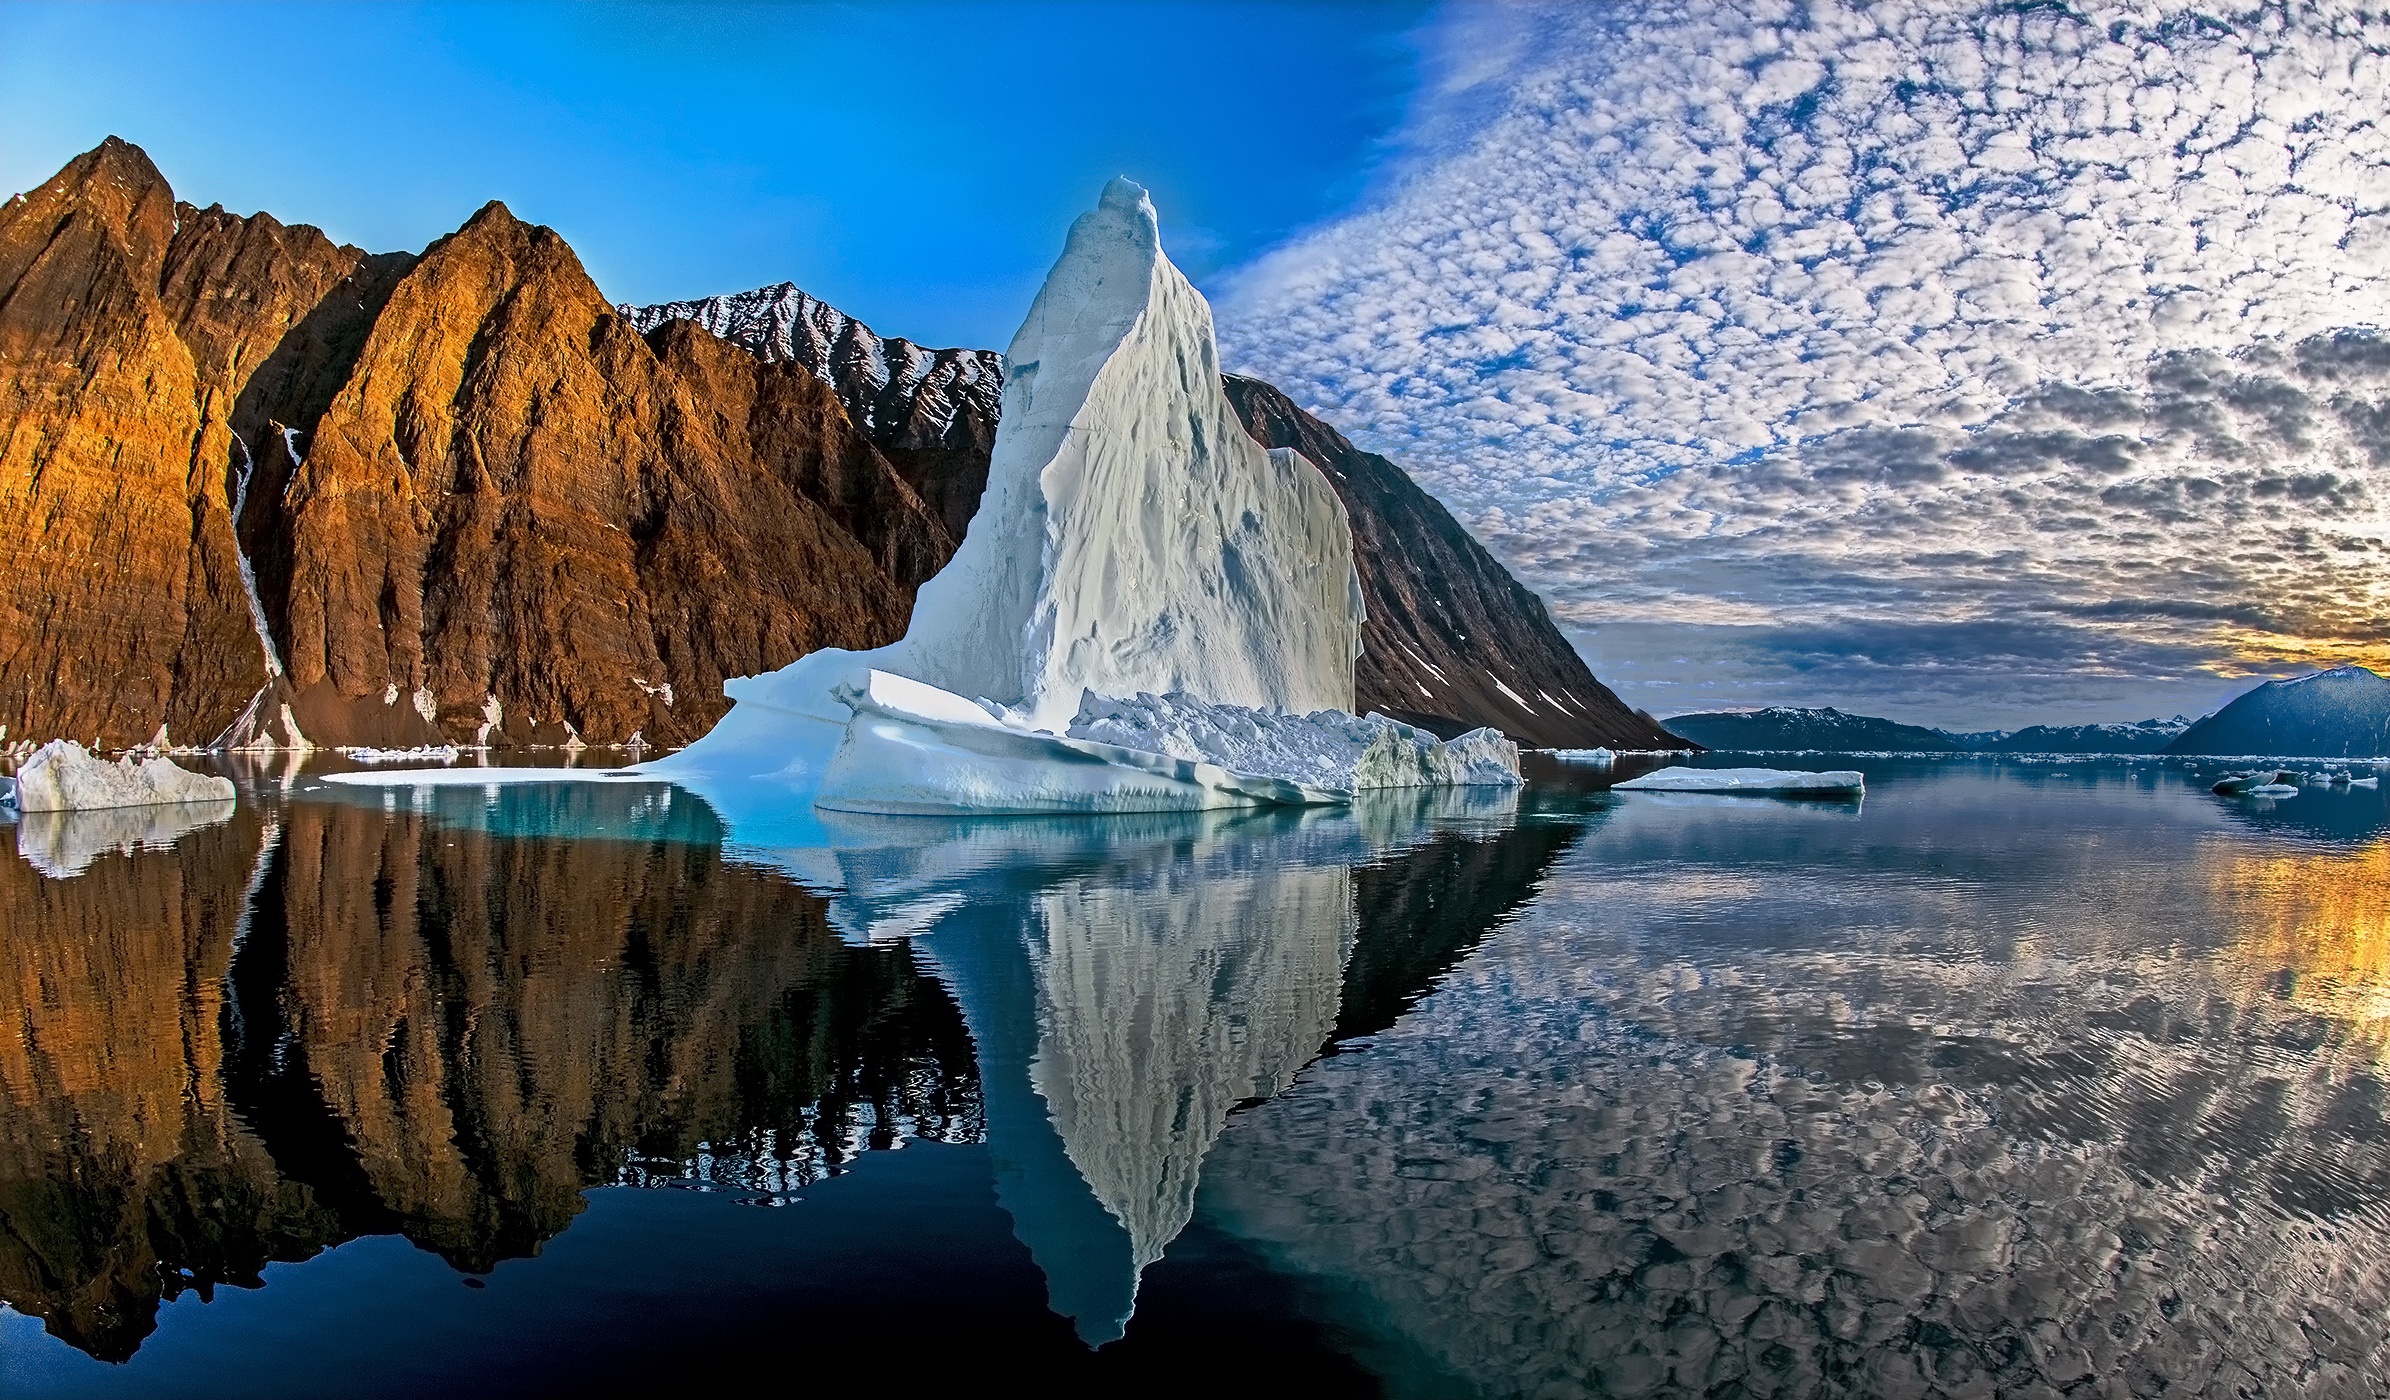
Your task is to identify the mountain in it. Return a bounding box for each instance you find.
[2,138,1663,752]
[613,312,1678,749]
[621,283,999,545]
[1660,707,1965,752]
[1987,719,2187,754]
[2,140,947,749]
[1666,706,2203,754]
[2166,667,2390,757]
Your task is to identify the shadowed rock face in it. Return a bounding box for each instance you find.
[1,140,945,750]
[2166,665,2390,757]
[621,283,1002,546]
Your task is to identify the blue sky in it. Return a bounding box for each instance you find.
[0,0,1426,349]
[9,1,2386,729]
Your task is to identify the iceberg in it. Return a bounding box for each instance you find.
[4,740,237,811]
[650,178,1517,815]
[1613,766,1864,797]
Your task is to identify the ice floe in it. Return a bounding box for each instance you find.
[1549,747,1617,765]
[337,745,462,764]
[1613,766,1865,797]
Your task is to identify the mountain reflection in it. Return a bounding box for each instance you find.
[0,792,978,1360]
[0,778,1577,1363]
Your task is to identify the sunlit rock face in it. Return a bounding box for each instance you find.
[1199,775,2390,1398]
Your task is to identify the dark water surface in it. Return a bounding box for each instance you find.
[2,754,2387,1397]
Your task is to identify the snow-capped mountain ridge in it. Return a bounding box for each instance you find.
[1664,706,2196,754]
[623,282,1000,453]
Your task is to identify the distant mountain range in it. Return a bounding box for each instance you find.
[1667,671,2390,756]
[1662,707,2195,755]
[0,137,1672,752]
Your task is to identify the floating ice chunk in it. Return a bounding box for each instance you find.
[5,740,236,811]
[1613,765,1864,797]
[1550,747,1617,765]
[2212,770,2299,796]
[337,745,462,764]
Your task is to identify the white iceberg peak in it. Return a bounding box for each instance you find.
[711,176,1362,735]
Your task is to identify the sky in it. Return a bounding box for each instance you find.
[0,0,1429,347]
[7,0,2385,730]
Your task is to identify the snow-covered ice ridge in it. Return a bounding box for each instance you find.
[1069,692,1518,794]
[650,178,1518,815]
[4,740,236,811]
[622,282,1000,451]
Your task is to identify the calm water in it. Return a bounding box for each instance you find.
[2,754,2388,1397]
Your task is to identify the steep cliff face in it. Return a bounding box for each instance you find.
[0,139,262,747]
[261,200,943,748]
[2,141,946,749]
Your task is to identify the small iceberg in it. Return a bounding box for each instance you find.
[1613,766,1864,798]
[1549,747,1617,765]
[2354,775,2381,789]
[337,745,462,764]
[2212,771,2300,797]
[3,740,236,811]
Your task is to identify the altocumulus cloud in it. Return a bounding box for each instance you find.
[1216,0,2390,729]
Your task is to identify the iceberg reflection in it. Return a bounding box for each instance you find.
[757,789,1523,1344]
[11,799,238,879]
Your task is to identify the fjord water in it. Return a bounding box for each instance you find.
[3,758,2387,1396]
